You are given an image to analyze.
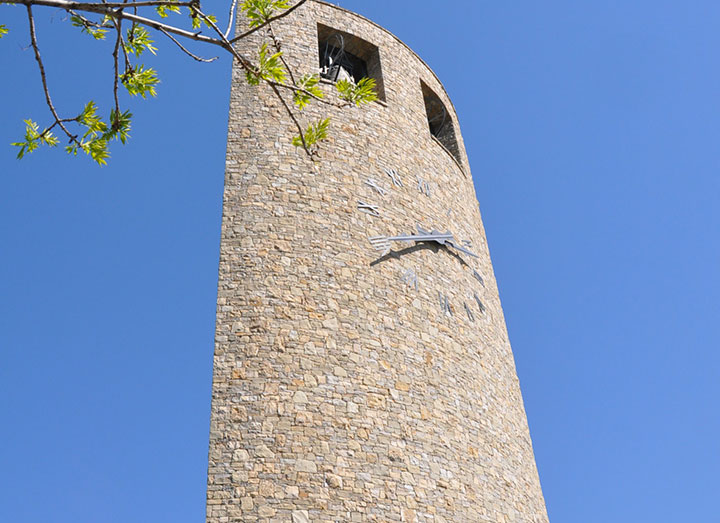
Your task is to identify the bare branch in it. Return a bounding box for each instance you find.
[224,0,238,39]
[111,16,121,123]
[267,23,294,84]
[81,0,194,7]
[190,6,253,71]
[159,26,217,62]
[229,0,307,44]
[25,4,79,144]
[269,83,310,156]
[6,0,226,48]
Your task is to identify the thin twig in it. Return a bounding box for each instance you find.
[267,23,294,84]
[67,8,112,28]
[25,4,79,144]
[78,0,194,7]
[269,80,348,108]
[229,0,307,44]
[191,6,253,70]
[159,26,217,62]
[111,16,121,125]
[269,83,310,156]
[223,0,237,39]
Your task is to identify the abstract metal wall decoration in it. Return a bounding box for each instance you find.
[439,291,452,316]
[401,268,419,290]
[416,175,431,197]
[384,167,403,187]
[365,178,387,196]
[474,292,486,313]
[472,270,485,286]
[464,302,475,322]
[357,200,381,217]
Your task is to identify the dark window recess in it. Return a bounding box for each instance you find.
[421,81,462,165]
[317,23,386,101]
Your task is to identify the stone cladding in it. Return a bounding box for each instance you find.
[206,2,549,521]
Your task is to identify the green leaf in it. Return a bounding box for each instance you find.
[78,101,107,136]
[190,11,201,29]
[121,65,160,98]
[336,77,378,106]
[202,13,217,28]
[156,1,181,18]
[70,15,107,40]
[41,131,59,147]
[0,24,9,39]
[11,119,59,159]
[292,118,330,149]
[107,109,133,145]
[124,26,157,56]
[293,74,323,110]
[246,42,286,85]
[81,138,110,166]
[188,8,217,30]
[241,0,291,28]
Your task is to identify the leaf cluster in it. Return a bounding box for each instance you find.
[241,0,291,28]
[68,102,133,165]
[155,0,181,18]
[11,119,59,159]
[292,118,329,149]
[336,77,378,106]
[293,74,323,110]
[12,102,132,165]
[245,42,285,85]
[70,14,108,40]
[190,9,217,30]
[0,24,9,38]
[125,25,157,56]
[121,65,160,98]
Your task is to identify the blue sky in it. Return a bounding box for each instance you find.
[2,1,719,521]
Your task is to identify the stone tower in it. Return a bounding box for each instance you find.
[206,2,548,521]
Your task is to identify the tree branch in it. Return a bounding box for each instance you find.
[6,0,226,48]
[158,26,217,62]
[111,16,121,124]
[25,4,79,144]
[223,0,237,39]
[269,82,309,156]
[267,22,294,85]
[229,0,307,44]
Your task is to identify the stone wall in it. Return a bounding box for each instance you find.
[206,2,549,521]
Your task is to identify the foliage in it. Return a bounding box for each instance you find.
[336,77,378,106]
[241,0,291,28]
[155,1,181,18]
[70,14,108,40]
[121,65,160,98]
[65,102,133,165]
[293,74,323,110]
[125,26,157,56]
[2,0,377,164]
[245,42,285,85]
[292,118,329,150]
[11,119,59,159]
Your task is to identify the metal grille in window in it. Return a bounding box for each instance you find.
[316,23,386,101]
[319,33,369,84]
